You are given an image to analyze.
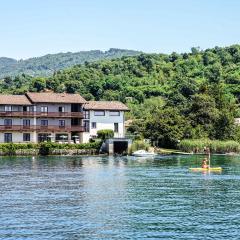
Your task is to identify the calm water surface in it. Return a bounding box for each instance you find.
[0,155,240,240]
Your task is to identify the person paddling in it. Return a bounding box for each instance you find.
[201,158,209,169]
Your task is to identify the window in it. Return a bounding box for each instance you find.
[41,120,48,126]
[23,119,30,126]
[84,111,90,119]
[41,106,48,113]
[23,133,30,142]
[114,123,119,133]
[4,133,12,143]
[91,122,97,129]
[110,111,120,116]
[38,133,51,142]
[58,106,65,112]
[23,106,31,112]
[5,106,12,112]
[55,134,68,142]
[4,119,12,126]
[59,120,65,127]
[84,120,90,132]
[94,110,105,116]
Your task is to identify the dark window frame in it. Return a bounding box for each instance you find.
[4,119,12,126]
[58,106,65,113]
[109,111,120,116]
[41,119,48,126]
[94,110,105,116]
[4,133,12,143]
[23,133,30,142]
[91,122,97,129]
[114,123,119,133]
[84,120,90,132]
[59,120,65,127]
[23,119,30,126]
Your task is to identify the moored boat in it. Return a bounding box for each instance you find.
[132,150,156,157]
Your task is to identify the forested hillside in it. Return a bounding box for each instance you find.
[0,48,141,78]
[1,44,240,147]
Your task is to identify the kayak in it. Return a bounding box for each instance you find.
[189,167,222,171]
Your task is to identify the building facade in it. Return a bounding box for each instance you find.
[82,101,129,143]
[0,92,85,143]
[0,93,128,143]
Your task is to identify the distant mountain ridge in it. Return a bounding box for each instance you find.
[0,48,141,78]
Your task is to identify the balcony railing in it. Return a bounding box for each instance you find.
[0,125,85,132]
[0,111,84,118]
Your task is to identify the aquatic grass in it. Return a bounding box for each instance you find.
[178,139,240,153]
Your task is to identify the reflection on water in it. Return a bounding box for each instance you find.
[0,155,240,239]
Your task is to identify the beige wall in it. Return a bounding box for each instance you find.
[35,103,72,112]
[0,118,35,125]
[36,118,72,125]
[0,132,34,143]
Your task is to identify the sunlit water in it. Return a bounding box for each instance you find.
[0,155,240,239]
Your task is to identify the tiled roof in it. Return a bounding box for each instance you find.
[0,95,32,105]
[84,101,129,111]
[26,92,86,103]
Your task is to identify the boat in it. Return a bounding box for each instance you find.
[189,167,222,172]
[132,150,156,157]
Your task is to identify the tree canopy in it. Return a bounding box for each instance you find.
[1,44,240,147]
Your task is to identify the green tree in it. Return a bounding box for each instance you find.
[144,107,187,148]
[30,77,46,92]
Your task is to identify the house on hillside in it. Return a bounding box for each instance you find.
[0,93,128,144]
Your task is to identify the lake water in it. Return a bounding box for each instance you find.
[0,155,240,240]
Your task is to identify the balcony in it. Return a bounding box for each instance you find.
[0,111,84,118]
[0,125,85,132]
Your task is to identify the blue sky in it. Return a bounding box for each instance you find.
[1,0,240,59]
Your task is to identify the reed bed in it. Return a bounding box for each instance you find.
[178,139,240,153]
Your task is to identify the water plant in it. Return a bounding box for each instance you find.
[178,139,240,153]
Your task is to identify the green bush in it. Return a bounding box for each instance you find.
[39,142,53,155]
[0,141,103,156]
[97,129,114,140]
[178,139,240,153]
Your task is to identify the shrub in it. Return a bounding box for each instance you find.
[97,129,114,140]
[0,141,103,156]
[39,142,53,155]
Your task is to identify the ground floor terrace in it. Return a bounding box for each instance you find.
[0,131,84,144]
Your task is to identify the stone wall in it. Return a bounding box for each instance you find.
[0,148,98,156]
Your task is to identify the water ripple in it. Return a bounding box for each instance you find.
[0,155,239,239]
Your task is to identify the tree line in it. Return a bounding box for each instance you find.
[1,44,240,147]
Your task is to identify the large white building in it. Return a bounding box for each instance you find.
[82,101,129,143]
[0,92,128,143]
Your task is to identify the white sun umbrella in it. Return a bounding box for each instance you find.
[59,135,68,142]
[60,135,68,138]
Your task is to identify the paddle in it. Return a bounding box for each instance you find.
[208,151,211,171]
